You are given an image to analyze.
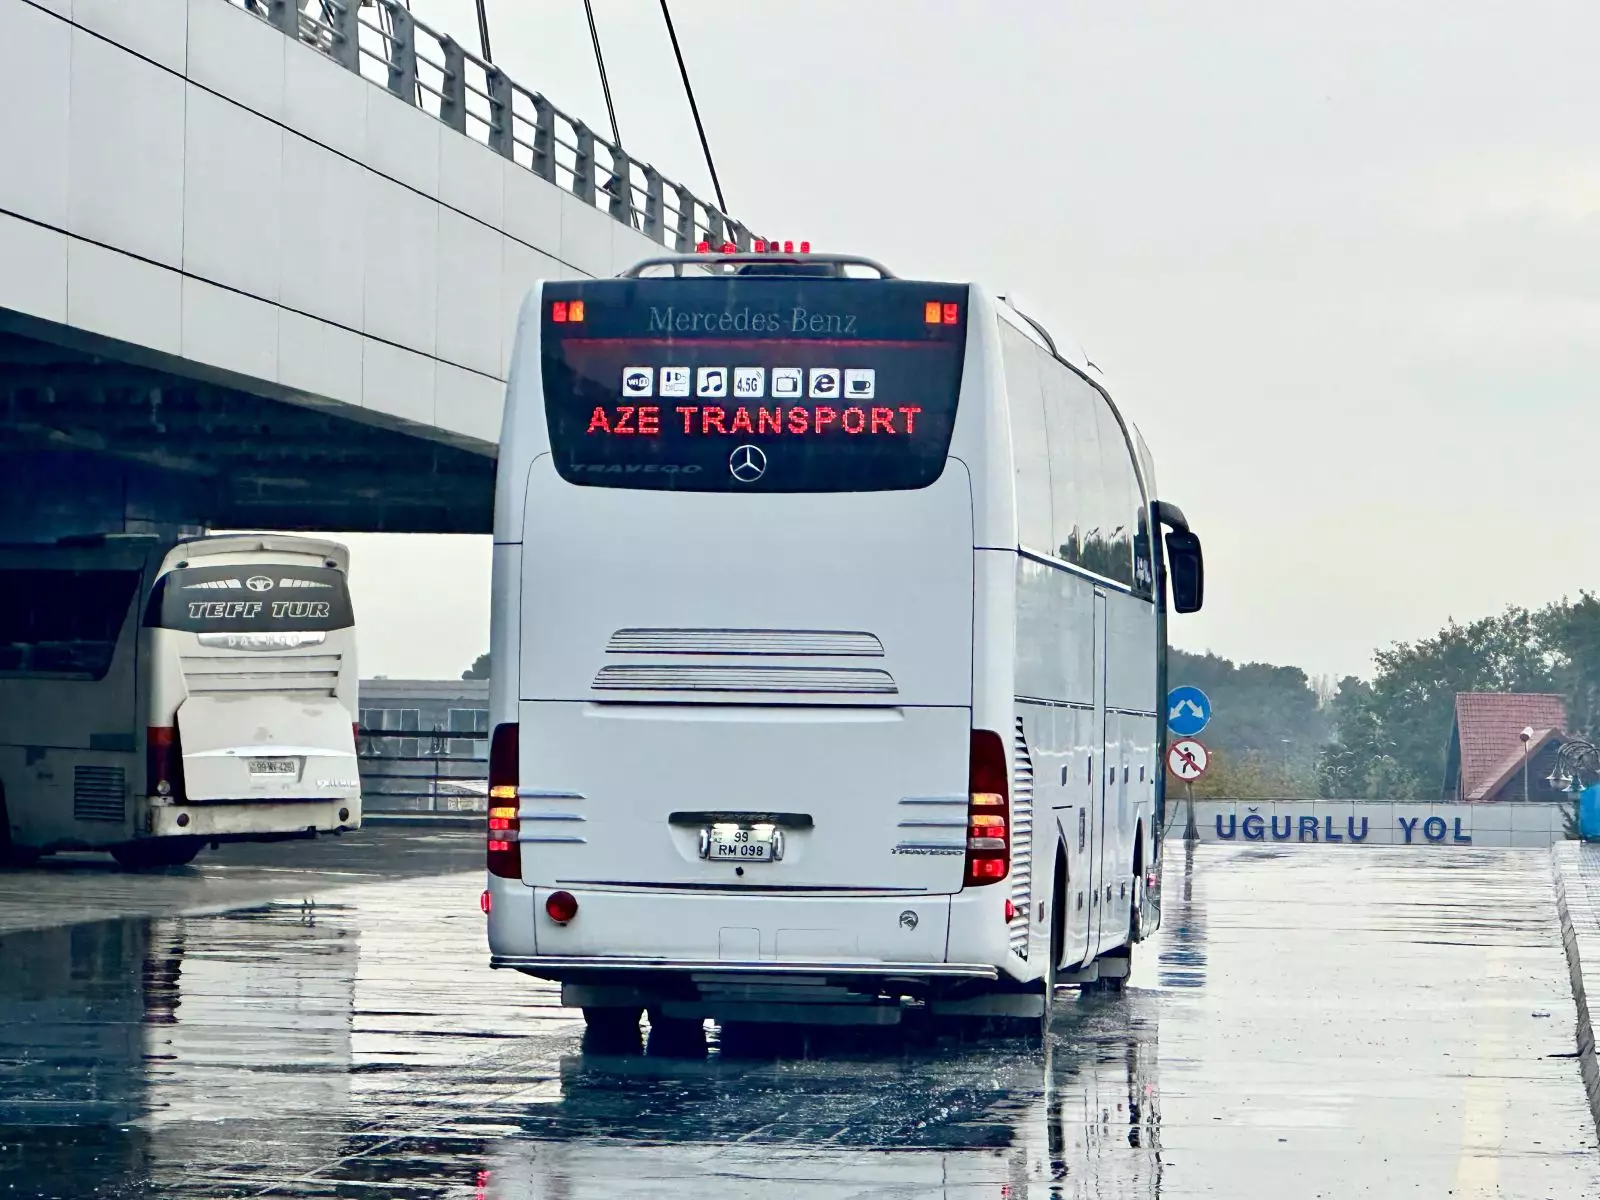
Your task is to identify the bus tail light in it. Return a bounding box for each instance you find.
[146,726,185,801]
[964,729,1010,887]
[487,722,521,879]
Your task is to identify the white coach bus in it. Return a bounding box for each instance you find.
[0,533,362,869]
[485,249,1204,1036]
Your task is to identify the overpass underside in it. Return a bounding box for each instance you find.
[0,316,493,537]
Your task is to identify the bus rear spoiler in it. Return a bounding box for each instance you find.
[620,252,897,279]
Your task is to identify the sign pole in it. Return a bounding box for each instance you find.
[1183,779,1197,843]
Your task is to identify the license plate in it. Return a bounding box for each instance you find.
[701,825,782,863]
[248,758,297,776]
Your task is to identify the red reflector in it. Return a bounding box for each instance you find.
[568,299,585,322]
[1004,899,1017,922]
[943,303,959,325]
[545,890,579,924]
[480,889,491,914]
[551,301,567,323]
[924,302,941,324]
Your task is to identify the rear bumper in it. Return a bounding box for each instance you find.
[147,796,361,838]
[490,954,997,980]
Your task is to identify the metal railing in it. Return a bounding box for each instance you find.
[232,0,756,251]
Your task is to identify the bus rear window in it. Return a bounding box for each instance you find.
[0,568,141,679]
[145,565,354,633]
[540,278,968,491]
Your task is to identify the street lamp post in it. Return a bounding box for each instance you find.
[1520,726,1534,803]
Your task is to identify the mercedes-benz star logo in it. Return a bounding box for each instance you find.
[245,576,274,592]
[728,444,767,483]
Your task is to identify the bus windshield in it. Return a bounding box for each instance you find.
[539,277,969,492]
[144,564,354,633]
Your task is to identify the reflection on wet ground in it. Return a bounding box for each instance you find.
[0,843,1597,1198]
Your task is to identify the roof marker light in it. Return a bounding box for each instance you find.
[551,301,568,323]
[924,302,942,324]
[943,303,959,325]
[721,241,737,253]
[696,240,711,253]
[568,300,585,322]
[754,239,767,252]
[783,240,794,253]
[800,241,811,253]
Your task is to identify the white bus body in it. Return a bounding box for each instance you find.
[486,254,1203,1028]
[0,533,362,869]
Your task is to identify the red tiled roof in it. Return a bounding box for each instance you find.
[1454,693,1567,800]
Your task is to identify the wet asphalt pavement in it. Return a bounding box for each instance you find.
[1,834,1598,1198]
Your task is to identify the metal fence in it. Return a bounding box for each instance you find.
[233,0,755,250]
[357,751,487,813]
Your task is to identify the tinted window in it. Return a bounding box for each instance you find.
[0,568,140,679]
[541,278,968,492]
[999,323,1053,551]
[145,564,354,633]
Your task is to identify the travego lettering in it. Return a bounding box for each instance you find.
[584,405,923,436]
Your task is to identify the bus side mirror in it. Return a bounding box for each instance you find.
[1164,529,1204,614]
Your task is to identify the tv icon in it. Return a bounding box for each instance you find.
[771,368,802,398]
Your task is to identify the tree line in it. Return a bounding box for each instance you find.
[1175,594,1600,799]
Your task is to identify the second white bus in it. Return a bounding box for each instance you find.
[0,533,362,869]
[485,250,1204,1035]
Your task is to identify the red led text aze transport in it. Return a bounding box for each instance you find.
[585,405,924,436]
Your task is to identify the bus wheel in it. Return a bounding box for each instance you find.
[645,1010,707,1057]
[111,838,202,871]
[582,1006,644,1053]
[1042,850,1068,1039]
[0,792,39,867]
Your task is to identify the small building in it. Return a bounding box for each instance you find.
[356,678,489,813]
[1442,693,1568,802]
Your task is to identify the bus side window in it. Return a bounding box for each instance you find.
[1039,359,1098,570]
[1090,390,1140,588]
[999,323,1054,554]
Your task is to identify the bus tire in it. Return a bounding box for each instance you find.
[1042,847,1068,1038]
[111,838,202,871]
[0,790,41,868]
[582,1006,644,1052]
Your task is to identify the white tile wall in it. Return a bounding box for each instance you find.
[181,274,279,382]
[558,191,613,277]
[278,132,366,329]
[499,240,561,376]
[501,158,564,256]
[439,133,504,230]
[279,309,362,406]
[364,85,441,199]
[186,0,283,122]
[436,207,503,376]
[0,211,69,324]
[75,0,188,75]
[0,0,70,224]
[361,173,438,354]
[68,27,186,268]
[362,338,434,426]
[66,239,181,355]
[281,35,367,162]
[612,217,661,276]
[182,86,283,301]
[434,361,503,445]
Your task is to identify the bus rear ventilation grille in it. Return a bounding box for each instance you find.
[606,628,884,657]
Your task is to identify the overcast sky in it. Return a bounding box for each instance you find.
[339,0,1600,685]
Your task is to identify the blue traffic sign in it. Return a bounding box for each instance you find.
[1167,686,1212,737]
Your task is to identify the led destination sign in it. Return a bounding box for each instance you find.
[541,278,968,492]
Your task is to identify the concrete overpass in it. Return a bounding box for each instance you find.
[0,0,756,536]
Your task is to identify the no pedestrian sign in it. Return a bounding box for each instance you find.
[1168,738,1210,781]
